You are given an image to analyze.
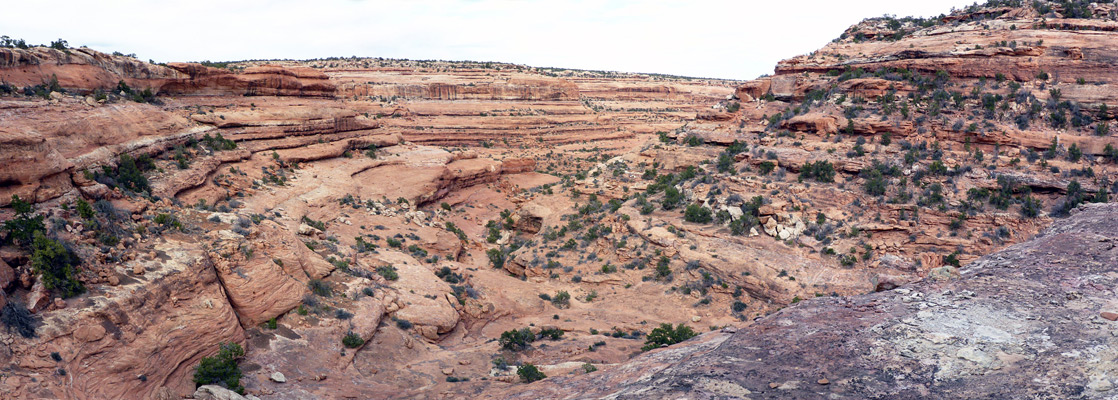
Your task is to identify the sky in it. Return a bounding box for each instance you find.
[3,0,978,80]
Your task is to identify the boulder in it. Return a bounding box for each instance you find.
[193,385,247,400]
[0,258,14,289]
[515,203,550,234]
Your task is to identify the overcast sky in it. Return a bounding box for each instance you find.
[5,0,977,80]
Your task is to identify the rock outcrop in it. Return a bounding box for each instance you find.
[162,63,335,97]
[0,47,185,93]
[500,202,1118,399]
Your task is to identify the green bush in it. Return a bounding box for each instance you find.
[731,301,747,313]
[655,256,672,280]
[538,327,564,340]
[758,161,776,175]
[1104,143,1118,162]
[376,265,399,281]
[1020,196,1042,218]
[342,331,364,348]
[2,195,45,248]
[301,215,326,231]
[193,342,245,394]
[551,291,571,308]
[716,152,735,174]
[799,160,835,182]
[500,328,536,351]
[861,168,887,196]
[683,204,713,224]
[662,187,683,210]
[517,363,546,383]
[641,323,697,351]
[30,232,84,298]
[202,133,236,151]
[487,248,506,269]
[111,154,152,193]
[75,198,95,220]
[435,266,462,283]
[1067,143,1082,162]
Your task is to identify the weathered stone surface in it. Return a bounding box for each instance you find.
[163,63,335,97]
[193,385,248,400]
[499,203,1118,399]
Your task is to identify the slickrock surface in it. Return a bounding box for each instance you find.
[500,202,1118,399]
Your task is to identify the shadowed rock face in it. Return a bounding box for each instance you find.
[500,202,1118,399]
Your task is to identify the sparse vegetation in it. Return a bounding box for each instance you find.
[517,363,546,383]
[642,323,697,351]
[193,342,245,394]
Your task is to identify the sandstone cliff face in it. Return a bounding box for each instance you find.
[332,70,579,101]
[500,202,1118,399]
[0,98,194,206]
[1,238,246,400]
[161,63,335,97]
[0,47,185,93]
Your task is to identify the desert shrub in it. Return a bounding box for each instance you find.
[517,363,546,383]
[30,232,84,298]
[1105,144,1118,162]
[342,332,365,348]
[193,342,245,394]
[109,154,152,193]
[500,328,536,351]
[944,251,962,267]
[799,160,835,182]
[75,198,95,220]
[435,266,462,283]
[2,195,45,248]
[201,133,236,151]
[1067,143,1082,162]
[758,161,776,175]
[486,248,506,269]
[538,327,564,340]
[862,168,887,196]
[551,291,571,308]
[731,301,748,313]
[641,323,697,351]
[308,279,332,297]
[1020,196,1042,218]
[395,317,413,330]
[683,204,713,224]
[376,265,399,281]
[301,215,326,231]
[1,302,37,338]
[653,256,673,280]
[661,186,683,210]
[716,152,735,173]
